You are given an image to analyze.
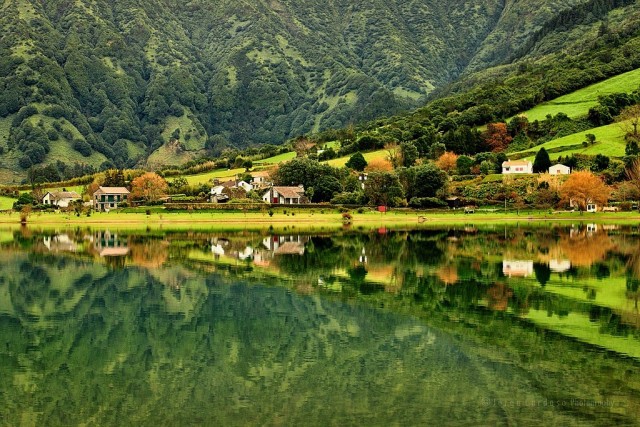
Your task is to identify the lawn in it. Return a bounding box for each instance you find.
[254,151,296,164]
[180,168,247,186]
[0,196,16,210]
[515,67,640,122]
[324,149,389,168]
[512,121,628,160]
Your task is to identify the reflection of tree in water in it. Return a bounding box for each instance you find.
[486,282,513,311]
[558,231,614,267]
[129,239,170,268]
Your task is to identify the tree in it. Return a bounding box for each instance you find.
[618,104,640,141]
[435,152,458,173]
[363,172,404,207]
[345,152,367,171]
[533,147,551,173]
[365,157,393,172]
[482,123,512,152]
[456,155,474,175]
[592,154,610,172]
[103,169,125,187]
[625,158,640,197]
[559,171,610,211]
[411,164,448,198]
[400,141,419,167]
[131,172,168,204]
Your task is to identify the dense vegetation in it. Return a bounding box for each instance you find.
[1,0,640,183]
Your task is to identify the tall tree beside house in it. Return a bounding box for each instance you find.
[533,147,552,173]
[131,172,168,204]
[345,152,368,171]
[103,169,126,187]
[559,171,610,211]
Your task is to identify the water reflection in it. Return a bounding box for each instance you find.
[2,225,640,424]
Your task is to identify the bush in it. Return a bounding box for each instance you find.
[408,197,447,208]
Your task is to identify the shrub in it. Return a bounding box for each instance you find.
[408,197,448,208]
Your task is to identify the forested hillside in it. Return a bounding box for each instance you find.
[0,0,638,182]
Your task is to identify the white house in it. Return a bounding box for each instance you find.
[262,185,306,204]
[237,180,253,192]
[502,160,533,174]
[42,191,81,208]
[549,164,571,175]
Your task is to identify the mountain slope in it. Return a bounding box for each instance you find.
[0,0,637,183]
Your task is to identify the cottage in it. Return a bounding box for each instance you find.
[502,160,533,174]
[42,191,81,208]
[446,197,461,209]
[93,187,130,211]
[549,164,571,175]
[262,185,306,204]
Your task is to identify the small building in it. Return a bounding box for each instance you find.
[42,191,81,208]
[502,160,532,174]
[549,164,571,175]
[262,186,306,204]
[93,187,130,211]
[446,197,461,209]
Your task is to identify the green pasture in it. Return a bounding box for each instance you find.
[180,168,247,186]
[0,196,16,210]
[515,67,640,122]
[513,121,628,160]
[324,149,389,168]
[255,151,296,164]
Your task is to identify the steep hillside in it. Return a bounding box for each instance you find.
[0,0,637,183]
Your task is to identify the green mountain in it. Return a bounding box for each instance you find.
[0,0,637,182]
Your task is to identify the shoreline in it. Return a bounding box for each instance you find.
[1,209,640,230]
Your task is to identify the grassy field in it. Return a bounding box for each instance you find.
[513,121,628,160]
[0,196,16,210]
[181,168,247,186]
[324,149,389,168]
[2,208,640,230]
[515,67,640,122]
[254,151,296,164]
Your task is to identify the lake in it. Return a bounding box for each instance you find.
[0,224,639,426]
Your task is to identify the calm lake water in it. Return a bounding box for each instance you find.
[1,224,639,426]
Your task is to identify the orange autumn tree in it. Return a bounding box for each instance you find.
[435,152,458,173]
[559,170,610,211]
[483,122,512,152]
[365,157,393,172]
[131,172,169,204]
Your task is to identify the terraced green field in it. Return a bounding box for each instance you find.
[513,121,628,160]
[516,67,640,122]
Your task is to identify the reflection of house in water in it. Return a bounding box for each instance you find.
[94,231,129,257]
[549,259,571,273]
[211,238,229,258]
[359,247,368,264]
[43,234,78,253]
[586,223,598,234]
[503,260,534,278]
[262,235,308,255]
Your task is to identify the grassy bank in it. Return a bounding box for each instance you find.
[2,208,640,231]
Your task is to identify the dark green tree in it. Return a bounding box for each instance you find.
[364,172,405,207]
[533,147,551,173]
[412,164,448,198]
[345,152,367,171]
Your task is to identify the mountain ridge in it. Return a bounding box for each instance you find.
[0,0,637,183]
